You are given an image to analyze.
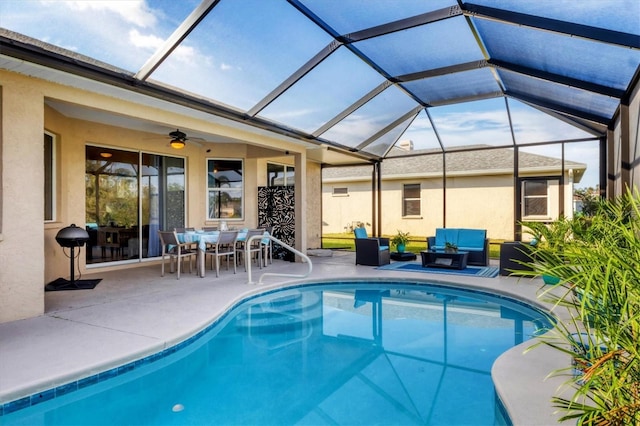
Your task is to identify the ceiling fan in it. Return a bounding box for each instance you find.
[168,129,189,149]
[150,128,207,148]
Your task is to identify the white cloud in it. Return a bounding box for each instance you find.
[129,29,163,50]
[174,44,199,63]
[61,0,157,28]
[322,113,385,145]
[510,109,594,143]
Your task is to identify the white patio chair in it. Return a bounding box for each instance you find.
[158,230,197,279]
[205,231,238,277]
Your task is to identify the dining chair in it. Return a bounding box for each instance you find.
[174,227,198,250]
[236,229,264,271]
[202,226,218,232]
[205,231,238,277]
[157,230,197,279]
[174,227,195,233]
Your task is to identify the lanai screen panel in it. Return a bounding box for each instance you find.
[361,115,416,157]
[403,68,501,106]
[508,99,596,145]
[258,47,385,133]
[148,0,332,112]
[499,70,622,123]
[298,0,456,34]
[352,17,485,76]
[474,18,640,92]
[320,85,418,148]
[387,110,442,156]
[550,111,608,136]
[428,98,514,149]
[469,0,640,34]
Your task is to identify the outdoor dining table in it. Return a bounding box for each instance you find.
[177,230,252,278]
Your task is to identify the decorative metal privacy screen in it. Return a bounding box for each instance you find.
[257,186,295,261]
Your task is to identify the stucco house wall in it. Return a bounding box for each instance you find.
[323,151,581,242]
[306,161,322,249]
[0,72,45,323]
[324,174,516,241]
[440,175,515,239]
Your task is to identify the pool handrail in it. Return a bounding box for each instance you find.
[245,234,312,284]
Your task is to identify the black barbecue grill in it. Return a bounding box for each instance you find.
[46,224,101,291]
[56,223,90,247]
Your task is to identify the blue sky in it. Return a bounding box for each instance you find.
[0,0,613,188]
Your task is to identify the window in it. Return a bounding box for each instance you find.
[208,159,243,219]
[333,187,348,196]
[44,132,56,221]
[522,180,549,217]
[403,184,420,216]
[267,162,294,186]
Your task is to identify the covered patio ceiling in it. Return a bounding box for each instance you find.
[1,1,639,165]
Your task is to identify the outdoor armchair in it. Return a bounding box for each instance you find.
[353,227,390,266]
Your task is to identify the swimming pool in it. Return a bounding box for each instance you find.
[1,281,551,425]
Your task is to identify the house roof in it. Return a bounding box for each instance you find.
[323,147,587,183]
[0,1,638,165]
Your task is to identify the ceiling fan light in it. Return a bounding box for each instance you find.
[170,138,185,149]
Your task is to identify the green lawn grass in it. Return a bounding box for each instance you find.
[322,233,503,259]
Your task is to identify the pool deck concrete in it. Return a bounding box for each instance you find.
[0,252,572,424]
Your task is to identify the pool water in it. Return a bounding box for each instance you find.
[2,282,551,425]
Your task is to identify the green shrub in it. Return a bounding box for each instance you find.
[517,189,640,425]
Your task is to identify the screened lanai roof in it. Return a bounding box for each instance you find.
[1,0,639,164]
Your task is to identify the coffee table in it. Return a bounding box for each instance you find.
[420,250,469,270]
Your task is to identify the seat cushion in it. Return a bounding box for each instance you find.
[354,227,368,239]
[457,229,486,249]
[435,228,458,247]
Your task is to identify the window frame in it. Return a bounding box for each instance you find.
[206,158,244,221]
[521,179,551,219]
[332,187,349,196]
[267,162,295,187]
[44,131,56,222]
[402,183,421,217]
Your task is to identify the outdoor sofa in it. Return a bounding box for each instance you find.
[427,228,489,266]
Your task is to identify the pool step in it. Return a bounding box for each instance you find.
[235,291,323,331]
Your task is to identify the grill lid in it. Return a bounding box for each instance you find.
[56,224,90,247]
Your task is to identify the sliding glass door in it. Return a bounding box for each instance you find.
[85,146,185,264]
[141,153,186,259]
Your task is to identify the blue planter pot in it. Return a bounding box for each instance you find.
[542,274,560,285]
[396,244,405,253]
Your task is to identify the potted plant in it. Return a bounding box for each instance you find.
[521,216,574,284]
[391,230,410,253]
[444,241,458,253]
